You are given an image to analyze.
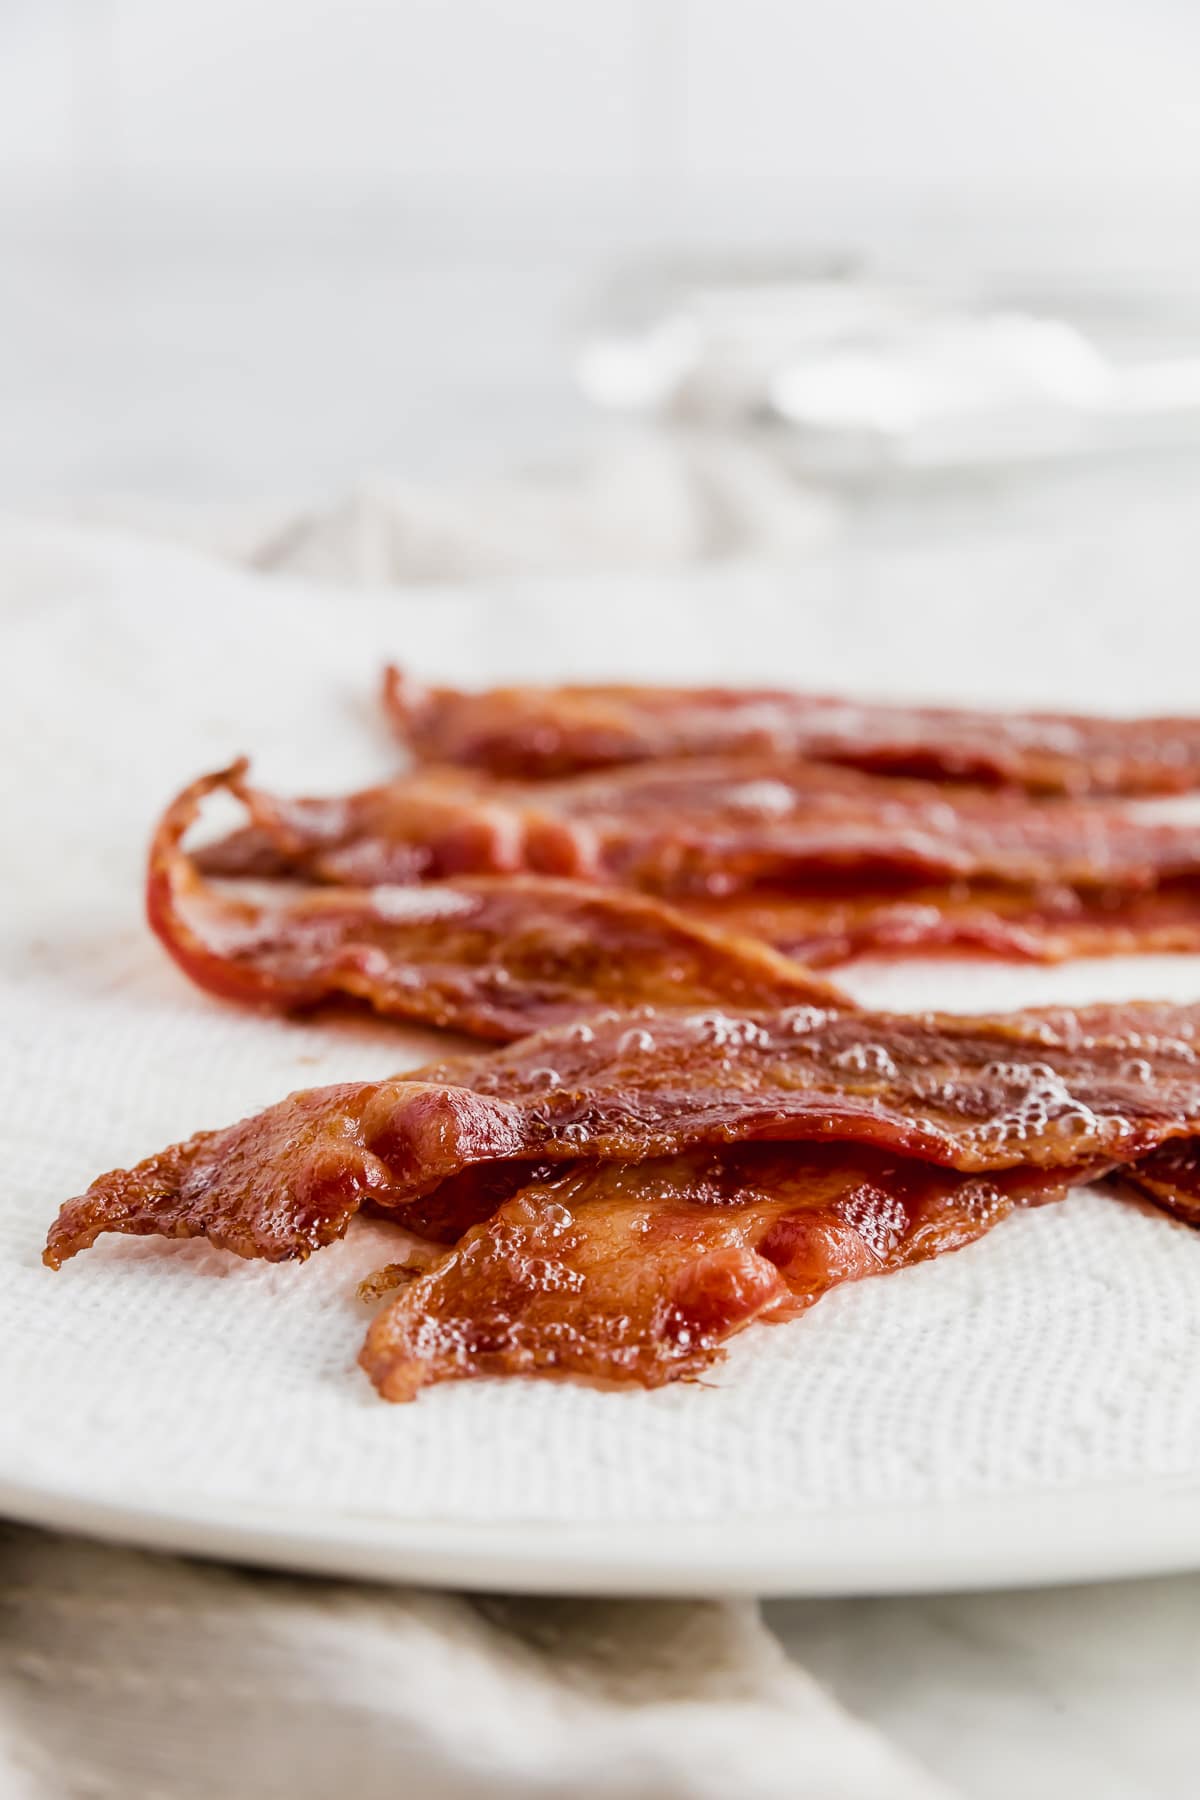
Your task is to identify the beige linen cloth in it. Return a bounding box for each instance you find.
[0,1525,946,1800]
[0,444,931,1800]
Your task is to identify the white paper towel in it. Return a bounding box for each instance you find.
[4,507,1200,1800]
[6,515,1200,1529]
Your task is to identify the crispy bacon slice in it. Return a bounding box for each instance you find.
[149,768,843,1040]
[192,756,1200,899]
[358,1148,1084,1399]
[44,1000,1200,1270]
[683,882,1200,967]
[384,665,1200,795]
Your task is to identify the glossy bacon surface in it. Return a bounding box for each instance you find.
[193,755,1200,898]
[384,665,1200,795]
[150,768,843,1040]
[359,1147,1080,1399]
[45,1000,1200,1270]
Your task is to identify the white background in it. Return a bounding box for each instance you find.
[7,1,1200,200]
[4,1,1200,501]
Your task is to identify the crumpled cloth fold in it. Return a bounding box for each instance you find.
[64,432,838,585]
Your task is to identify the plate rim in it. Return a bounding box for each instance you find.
[4,1468,1199,1598]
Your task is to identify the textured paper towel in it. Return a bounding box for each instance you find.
[5,514,1200,1535]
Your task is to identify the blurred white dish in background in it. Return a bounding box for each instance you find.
[579,261,1200,474]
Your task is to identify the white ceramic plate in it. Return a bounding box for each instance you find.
[5,1471,1200,1597]
[7,520,1200,1598]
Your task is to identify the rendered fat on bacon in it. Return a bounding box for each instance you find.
[149,767,844,1040]
[383,665,1200,795]
[192,755,1200,898]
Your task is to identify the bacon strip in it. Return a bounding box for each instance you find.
[149,768,843,1040]
[1111,1138,1200,1226]
[684,883,1200,968]
[359,1147,1083,1399]
[42,1075,561,1268]
[47,1001,1200,1398]
[384,665,1200,795]
[192,756,1200,898]
[181,754,1200,972]
[45,1000,1200,1271]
